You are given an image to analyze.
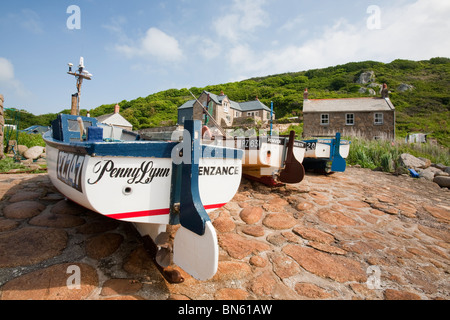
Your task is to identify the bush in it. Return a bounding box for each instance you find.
[3,131,45,150]
[347,137,450,172]
[0,157,26,173]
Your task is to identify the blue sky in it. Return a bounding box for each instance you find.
[1,0,449,115]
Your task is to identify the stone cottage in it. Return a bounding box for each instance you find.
[302,89,395,140]
[178,91,275,128]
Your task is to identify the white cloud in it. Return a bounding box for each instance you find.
[115,27,184,62]
[0,57,31,99]
[213,0,269,43]
[225,0,450,79]
[0,57,15,82]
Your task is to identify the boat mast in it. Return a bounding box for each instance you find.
[67,57,92,116]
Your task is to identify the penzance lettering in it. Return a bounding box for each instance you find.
[199,166,240,176]
[88,160,171,185]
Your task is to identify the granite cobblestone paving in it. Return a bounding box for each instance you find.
[0,168,449,300]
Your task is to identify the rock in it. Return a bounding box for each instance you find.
[317,209,357,226]
[249,255,267,268]
[433,176,450,188]
[295,283,332,299]
[213,261,252,281]
[101,279,143,297]
[419,168,438,181]
[29,211,85,228]
[262,213,297,230]
[292,226,335,244]
[418,157,431,168]
[17,145,28,156]
[432,163,447,171]
[296,202,314,211]
[397,83,414,92]
[23,146,45,160]
[215,288,249,300]
[123,246,160,275]
[3,200,46,219]
[0,227,67,268]
[218,233,270,259]
[384,289,421,300]
[0,218,19,232]
[212,216,236,233]
[445,167,450,175]
[249,271,277,297]
[356,71,376,84]
[86,233,124,260]
[422,205,450,222]
[242,225,265,237]
[283,245,366,283]
[398,154,428,169]
[0,263,98,300]
[8,190,42,202]
[52,199,87,215]
[270,253,300,279]
[239,206,263,225]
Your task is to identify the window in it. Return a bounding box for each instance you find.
[374,113,384,125]
[321,114,329,125]
[223,102,228,113]
[346,114,355,125]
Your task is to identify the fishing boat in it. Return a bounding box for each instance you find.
[234,131,306,186]
[189,94,307,187]
[302,133,351,173]
[43,58,244,282]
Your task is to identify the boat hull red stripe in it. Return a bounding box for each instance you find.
[106,203,226,220]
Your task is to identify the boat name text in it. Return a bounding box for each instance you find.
[88,160,171,185]
[199,166,240,176]
[57,151,86,192]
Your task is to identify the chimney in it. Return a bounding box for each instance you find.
[114,103,120,114]
[256,96,259,101]
[303,88,309,100]
[220,91,225,96]
[381,83,389,99]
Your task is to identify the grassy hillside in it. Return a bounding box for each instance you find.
[8,57,450,147]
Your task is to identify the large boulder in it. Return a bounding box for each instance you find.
[419,167,440,181]
[23,146,45,160]
[398,83,414,92]
[398,154,428,170]
[433,176,450,188]
[356,71,376,84]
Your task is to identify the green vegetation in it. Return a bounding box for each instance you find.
[2,130,45,149]
[5,57,450,147]
[0,157,26,172]
[347,138,450,172]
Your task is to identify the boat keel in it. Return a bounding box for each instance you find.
[278,130,305,184]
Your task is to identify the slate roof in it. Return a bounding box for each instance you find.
[303,97,395,113]
[178,91,272,113]
[96,113,133,129]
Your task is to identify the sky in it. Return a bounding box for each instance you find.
[0,0,449,116]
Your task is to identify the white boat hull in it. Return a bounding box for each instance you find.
[46,145,242,224]
[305,141,350,159]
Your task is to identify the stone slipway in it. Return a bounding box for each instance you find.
[0,168,449,300]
